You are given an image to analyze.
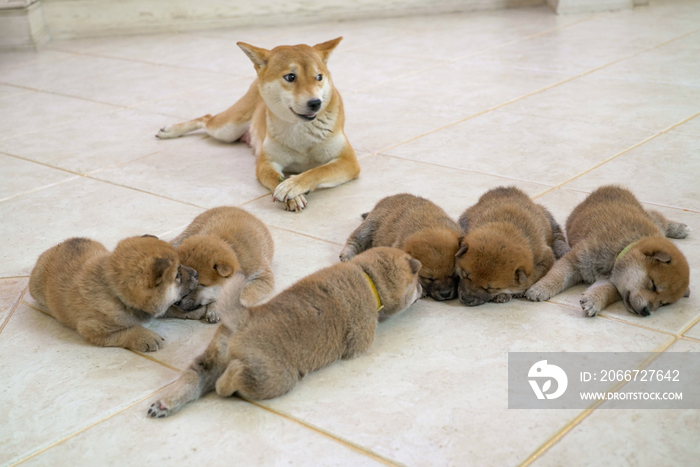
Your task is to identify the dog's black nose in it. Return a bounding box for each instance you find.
[640,306,650,316]
[307,99,322,111]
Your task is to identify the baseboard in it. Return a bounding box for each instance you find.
[0,1,49,50]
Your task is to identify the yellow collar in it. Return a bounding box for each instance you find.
[616,240,640,262]
[362,272,384,312]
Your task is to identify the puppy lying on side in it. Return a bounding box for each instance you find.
[526,186,690,317]
[148,247,422,417]
[29,236,198,351]
[166,207,275,323]
[339,193,462,301]
[455,186,569,306]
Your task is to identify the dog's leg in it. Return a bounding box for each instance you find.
[525,251,582,302]
[272,143,360,212]
[162,306,207,321]
[339,217,376,262]
[216,358,298,400]
[88,325,165,352]
[156,114,213,139]
[255,154,308,212]
[148,324,232,418]
[240,266,275,307]
[542,207,571,258]
[646,210,690,239]
[580,278,620,317]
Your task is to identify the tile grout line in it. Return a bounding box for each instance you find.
[517,335,678,467]
[0,285,28,335]
[266,224,344,246]
[679,335,700,344]
[8,381,178,467]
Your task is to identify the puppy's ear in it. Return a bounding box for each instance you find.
[408,258,422,275]
[455,242,468,258]
[214,262,234,278]
[151,258,173,287]
[684,288,691,298]
[515,268,528,285]
[142,234,158,239]
[645,250,672,263]
[313,37,342,63]
[237,42,270,70]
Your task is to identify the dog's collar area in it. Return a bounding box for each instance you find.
[361,272,384,312]
[616,240,640,262]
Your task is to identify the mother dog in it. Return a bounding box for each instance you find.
[157,37,360,212]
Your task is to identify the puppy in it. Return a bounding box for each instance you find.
[526,186,690,317]
[148,247,422,417]
[455,186,569,306]
[166,207,274,323]
[339,193,462,301]
[29,236,198,351]
[156,37,360,212]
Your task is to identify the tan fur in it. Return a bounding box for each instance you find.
[165,207,274,322]
[526,186,691,317]
[455,187,568,306]
[148,247,422,417]
[29,236,198,351]
[156,38,360,212]
[339,193,462,301]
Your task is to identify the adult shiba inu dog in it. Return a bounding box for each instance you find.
[339,193,463,301]
[455,187,569,306]
[167,207,275,323]
[526,186,690,317]
[147,247,422,417]
[156,37,360,213]
[29,236,198,351]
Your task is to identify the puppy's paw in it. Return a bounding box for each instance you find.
[667,222,690,239]
[204,306,220,324]
[339,245,357,262]
[273,176,308,203]
[284,195,307,212]
[580,295,601,317]
[156,125,180,139]
[129,328,164,352]
[493,293,512,303]
[525,284,552,302]
[148,400,173,418]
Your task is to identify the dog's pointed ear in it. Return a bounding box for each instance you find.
[645,250,672,263]
[214,263,234,278]
[151,258,173,287]
[515,268,529,285]
[237,42,270,70]
[313,37,343,63]
[684,288,691,298]
[408,258,422,275]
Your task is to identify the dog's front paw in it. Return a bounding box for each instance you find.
[273,176,308,203]
[493,293,512,303]
[156,125,180,139]
[148,400,173,418]
[525,283,552,302]
[667,222,691,239]
[339,245,357,262]
[128,328,164,352]
[204,306,219,324]
[284,195,307,212]
[580,295,601,317]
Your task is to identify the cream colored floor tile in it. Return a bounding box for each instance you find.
[141,226,341,371]
[0,109,190,175]
[534,188,698,335]
[0,154,78,201]
[0,177,203,278]
[684,322,700,340]
[383,110,653,186]
[0,304,179,467]
[597,31,700,87]
[532,339,700,467]
[256,298,671,466]
[0,55,227,108]
[243,155,549,245]
[0,84,30,101]
[91,138,268,208]
[20,394,386,467]
[505,75,700,133]
[0,91,116,140]
[0,277,27,329]
[47,33,258,77]
[670,114,700,136]
[0,49,72,74]
[565,133,700,211]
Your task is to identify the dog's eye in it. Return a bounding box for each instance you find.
[316,74,323,81]
[650,280,657,292]
[283,73,296,82]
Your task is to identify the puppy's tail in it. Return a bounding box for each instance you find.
[214,272,250,333]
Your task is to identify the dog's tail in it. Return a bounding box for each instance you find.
[214,272,250,333]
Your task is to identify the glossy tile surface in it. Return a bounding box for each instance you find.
[3,1,700,466]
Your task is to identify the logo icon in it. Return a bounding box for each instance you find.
[528,360,568,400]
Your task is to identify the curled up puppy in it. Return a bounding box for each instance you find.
[455,186,569,306]
[526,186,690,317]
[148,247,422,418]
[339,193,462,301]
[167,207,275,323]
[29,236,198,351]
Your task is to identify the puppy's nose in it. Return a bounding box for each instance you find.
[640,306,650,317]
[307,99,322,112]
[434,288,456,301]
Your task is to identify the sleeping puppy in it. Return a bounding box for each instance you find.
[166,207,274,323]
[339,193,462,301]
[526,186,690,317]
[29,236,198,351]
[148,247,422,417]
[455,186,569,306]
